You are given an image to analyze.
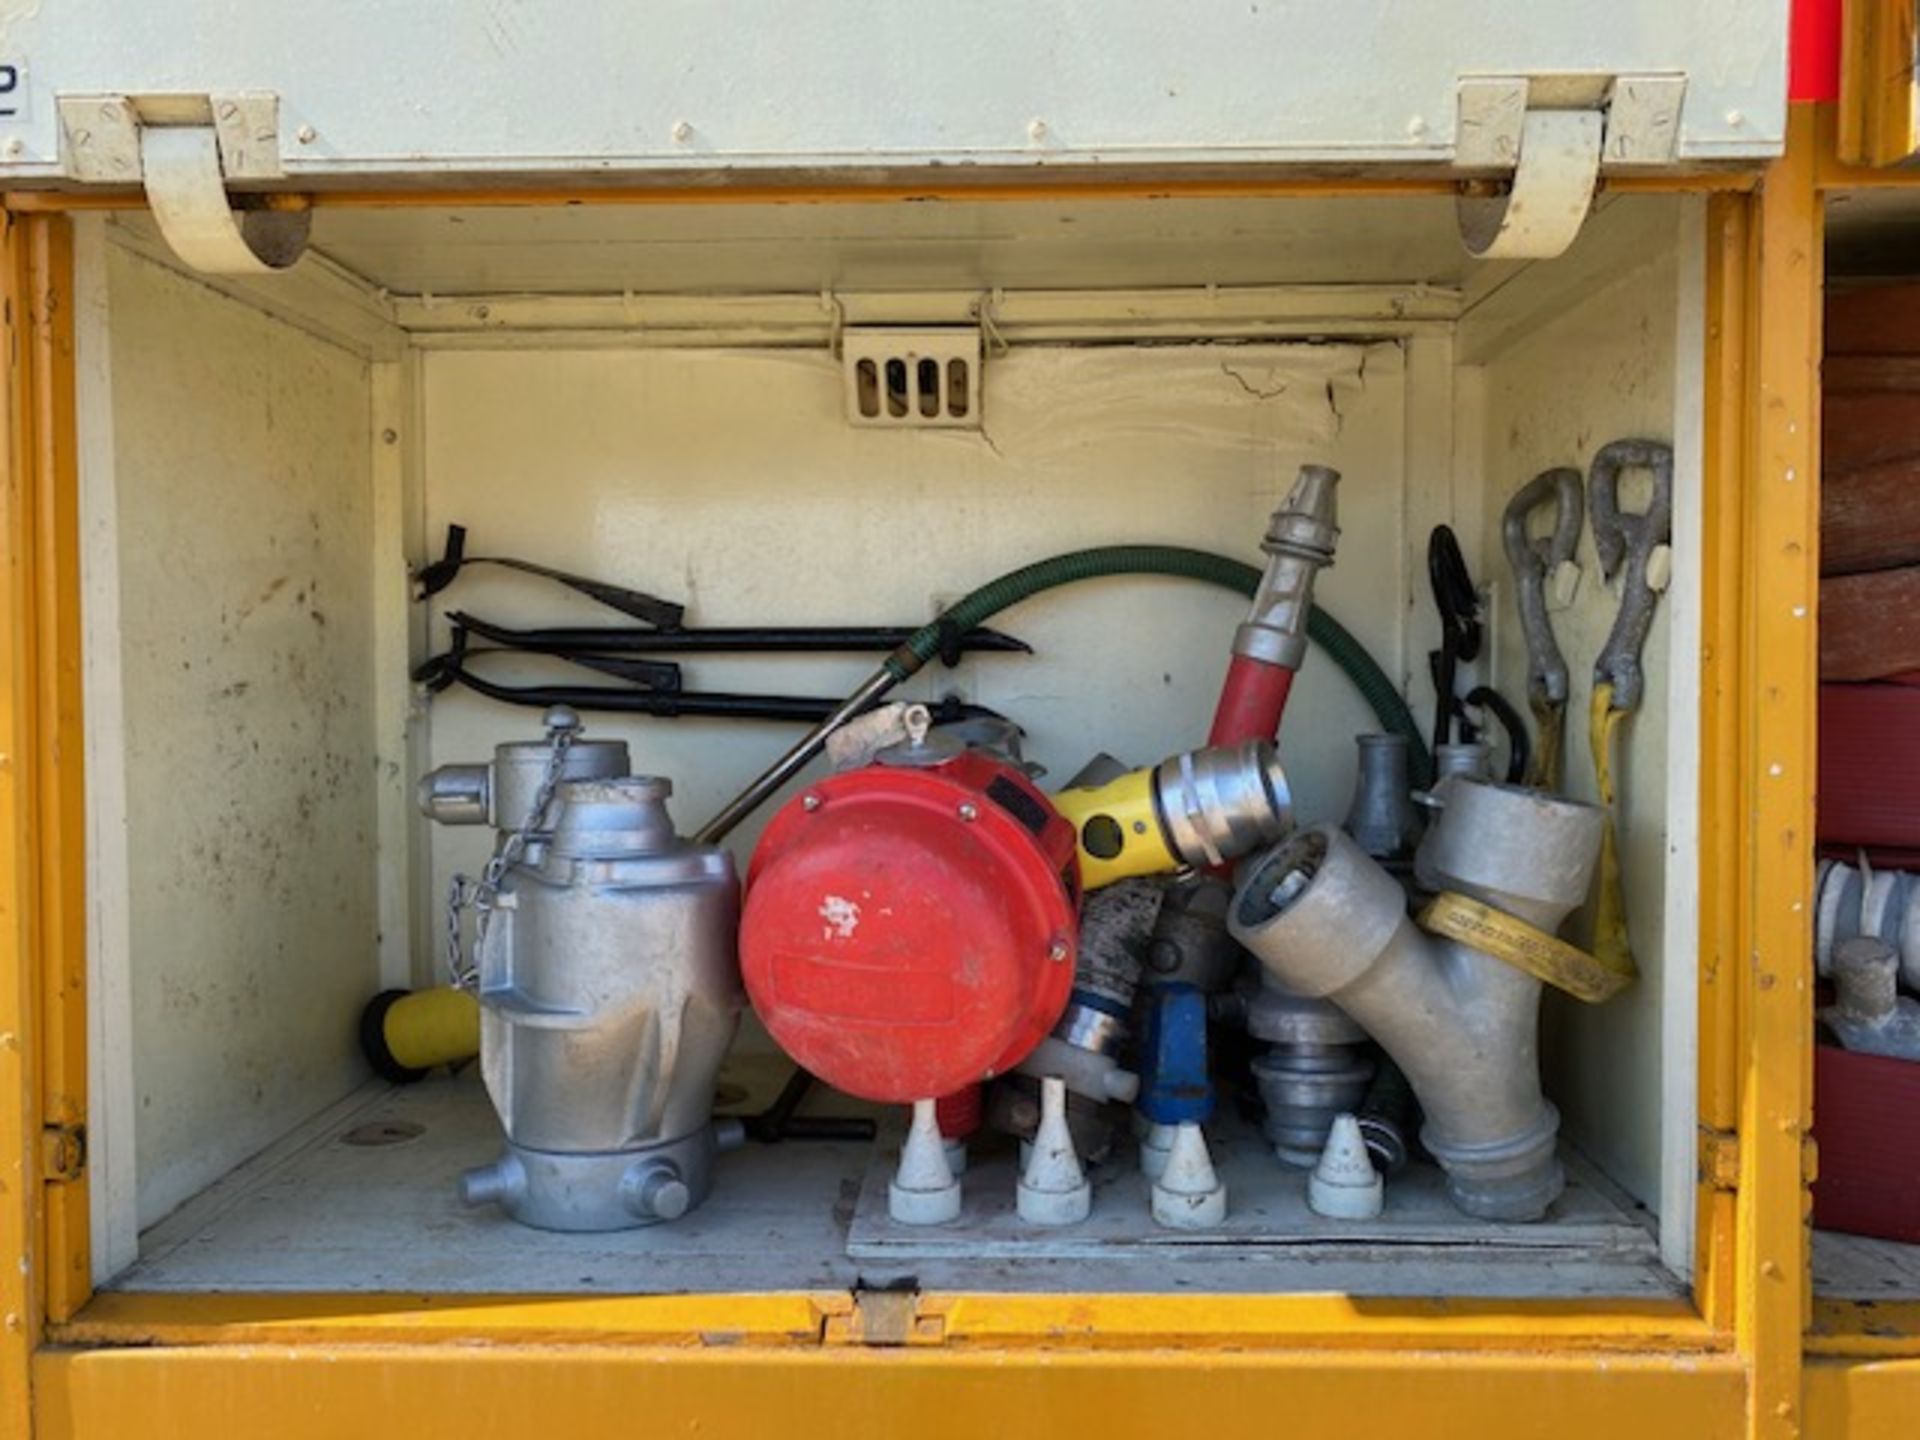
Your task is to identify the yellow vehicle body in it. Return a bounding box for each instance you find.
[4,83,1920,1438]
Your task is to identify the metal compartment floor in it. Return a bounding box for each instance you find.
[114,1065,1679,1298]
[1814,1230,1920,1301]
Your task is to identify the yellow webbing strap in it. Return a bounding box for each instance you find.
[1587,682,1639,993]
[1528,697,1565,793]
[1418,890,1635,1004]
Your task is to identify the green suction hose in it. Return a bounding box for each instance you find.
[889,545,1430,781]
[699,545,1428,843]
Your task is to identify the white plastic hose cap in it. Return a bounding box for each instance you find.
[1308,1113,1384,1220]
[889,1099,962,1226]
[1150,1122,1227,1229]
[1139,1120,1177,1181]
[1904,879,1920,991]
[1018,1077,1092,1226]
[1816,860,1861,978]
[1863,869,1910,949]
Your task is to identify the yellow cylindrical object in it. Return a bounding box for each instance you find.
[1050,767,1181,891]
[361,986,480,1082]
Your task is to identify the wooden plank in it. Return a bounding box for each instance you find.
[1827,281,1920,356]
[1824,389,1920,472]
[1821,565,1920,679]
[1822,454,1920,573]
[1825,354,1920,392]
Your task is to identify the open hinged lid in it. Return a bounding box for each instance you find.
[1,2,1788,271]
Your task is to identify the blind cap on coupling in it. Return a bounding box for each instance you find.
[548,776,681,858]
[1307,1113,1384,1221]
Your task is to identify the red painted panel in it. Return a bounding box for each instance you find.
[1791,0,1842,102]
[1813,1045,1920,1243]
[1818,684,1920,847]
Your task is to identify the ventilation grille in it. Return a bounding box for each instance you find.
[842,328,982,429]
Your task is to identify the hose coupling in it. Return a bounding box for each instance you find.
[1053,740,1292,890]
[1232,465,1341,670]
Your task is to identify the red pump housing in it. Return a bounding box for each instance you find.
[740,750,1080,1104]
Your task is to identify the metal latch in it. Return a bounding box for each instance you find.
[42,1123,86,1184]
[820,1286,947,1346]
[1454,74,1687,260]
[55,92,310,276]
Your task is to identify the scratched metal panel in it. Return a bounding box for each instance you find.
[0,1,1785,183]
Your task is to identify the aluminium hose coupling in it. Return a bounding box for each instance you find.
[1232,465,1341,671]
[1052,740,1293,890]
[1228,781,1604,1222]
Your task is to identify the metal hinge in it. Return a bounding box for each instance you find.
[819,1286,947,1346]
[1453,74,1687,260]
[41,1123,86,1184]
[54,91,309,275]
[1699,1126,1740,1191]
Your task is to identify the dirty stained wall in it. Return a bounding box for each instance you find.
[102,242,379,1227]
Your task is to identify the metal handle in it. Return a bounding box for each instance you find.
[1501,467,1584,709]
[1588,439,1674,713]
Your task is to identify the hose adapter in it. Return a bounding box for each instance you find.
[1208,466,1341,747]
[1052,740,1292,891]
[1229,779,1603,1221]
[1233,465,1342,672]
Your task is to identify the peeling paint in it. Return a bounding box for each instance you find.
[819,895,861,940]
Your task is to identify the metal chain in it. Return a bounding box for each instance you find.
[443,711,580,989]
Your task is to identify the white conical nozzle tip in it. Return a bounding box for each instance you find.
[1139,1120,1178,1180]
[1308,1113,1384,1220]
[898,1100,953,1188]
[890,1098,962,1226]
[1150,1121,1227,1229]
[1018,1077,1091,1225]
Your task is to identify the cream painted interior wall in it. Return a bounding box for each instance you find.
[1473,216,1686,1214]
[100,241,381,1227]
[418,343,1411,921]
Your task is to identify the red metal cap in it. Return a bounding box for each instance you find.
[741,752,1079,1104]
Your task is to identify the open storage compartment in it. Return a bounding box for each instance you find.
[1808,183,1920,1307]
[73,188,1707,1303]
